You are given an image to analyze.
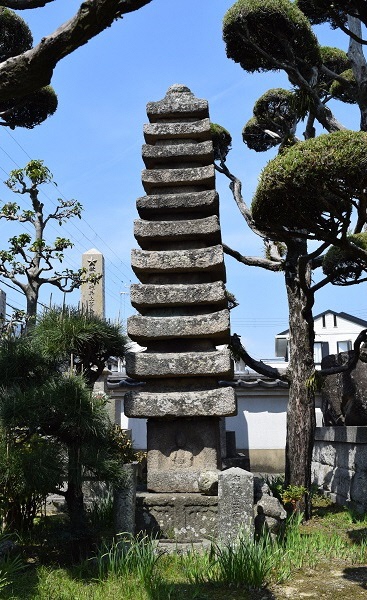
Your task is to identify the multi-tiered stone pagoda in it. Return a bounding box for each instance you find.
[125,84,236,494]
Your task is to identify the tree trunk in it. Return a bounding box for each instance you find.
[347,16,367,131]
[26,295,37,317]
[64,444,89,555]
[284,240,316,520]
[25,290,38,331]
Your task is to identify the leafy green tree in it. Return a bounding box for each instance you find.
[33,305,129,389]
[0,319,131,536]
[0,1,152,126]
[219,0,367,517]
[0,427,64,532]
[0,160,100,324]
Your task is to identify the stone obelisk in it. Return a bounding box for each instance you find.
[126,84,236,493]
[81,248,105,318]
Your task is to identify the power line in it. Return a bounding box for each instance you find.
[0,137,134,314]
[3,129,134,281]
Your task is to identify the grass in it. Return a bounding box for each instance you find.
[2,496,367,599]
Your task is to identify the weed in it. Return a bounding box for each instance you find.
[181,544,216,584]
[0,534,26,592]
[85,532,162,596]
[87,490,114,529]
[263,474,285,502]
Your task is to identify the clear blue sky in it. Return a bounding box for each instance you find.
[0,0,365,358]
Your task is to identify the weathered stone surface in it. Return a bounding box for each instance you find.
[148,470,202,493]
[125,348,233,379]
[351,469,367,506]
[142,141,213,168]
[81,248,105,318]
[314,426,367,444]
[255,495,286,520]
[146,84,209,122]
[198,471,219,496]
[127,309,230,344]
[143,118,211,144]
[136,190,219,218]
[312,427,367,512]
[135,491,218,541]
[218,468,254,545]
[321,353,367,425]
[147,418,220,493]
[142,165,215,193]
[113,462,137,536]
[125,84,235,500]
[130,282,227,311]
[134,216,221,247]
[131,245,225,276]
[124,386,237,418]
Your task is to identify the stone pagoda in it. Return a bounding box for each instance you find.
[125,84,236,495]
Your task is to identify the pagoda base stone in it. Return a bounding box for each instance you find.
[125,386,236,418]
[147,417,221,493]
[135,492,218,541]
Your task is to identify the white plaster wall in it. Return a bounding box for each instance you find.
[118,391,323,452]
[121,412,147,449]
[226,394,288,450]
[226,392,323,450]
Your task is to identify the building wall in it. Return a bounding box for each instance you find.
[275,311,367,365]
[224,387,322,472]
[111,381,322,473]
[313,313,364,355]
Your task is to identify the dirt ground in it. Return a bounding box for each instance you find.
[268,561,367,599]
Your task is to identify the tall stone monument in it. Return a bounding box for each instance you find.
[126,84,236,496]
[81,248,105,318]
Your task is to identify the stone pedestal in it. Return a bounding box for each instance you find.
[147,418,221,492]
[135,492,218,541]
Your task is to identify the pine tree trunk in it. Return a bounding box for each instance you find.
[64,445,88,544]
[284,240,316,519]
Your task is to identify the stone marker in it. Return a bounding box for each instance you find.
[81,248,105,318]
[218,467,254,545]
[126,84,236,493]
[113,462,138,536]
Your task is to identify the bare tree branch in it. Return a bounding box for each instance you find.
[215,161,272,240]
[230,333,288,382]
[0,0,153,102]
[223,243,282,271]
[1,0,54,8]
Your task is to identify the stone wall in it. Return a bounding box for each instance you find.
[312,426,367,512]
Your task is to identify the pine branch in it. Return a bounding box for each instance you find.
[230,333,288,382]
[223,243,282,272]
[0,0,153,102]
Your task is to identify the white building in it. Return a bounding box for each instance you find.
[275,310,367,366]
[108,310,367,472]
